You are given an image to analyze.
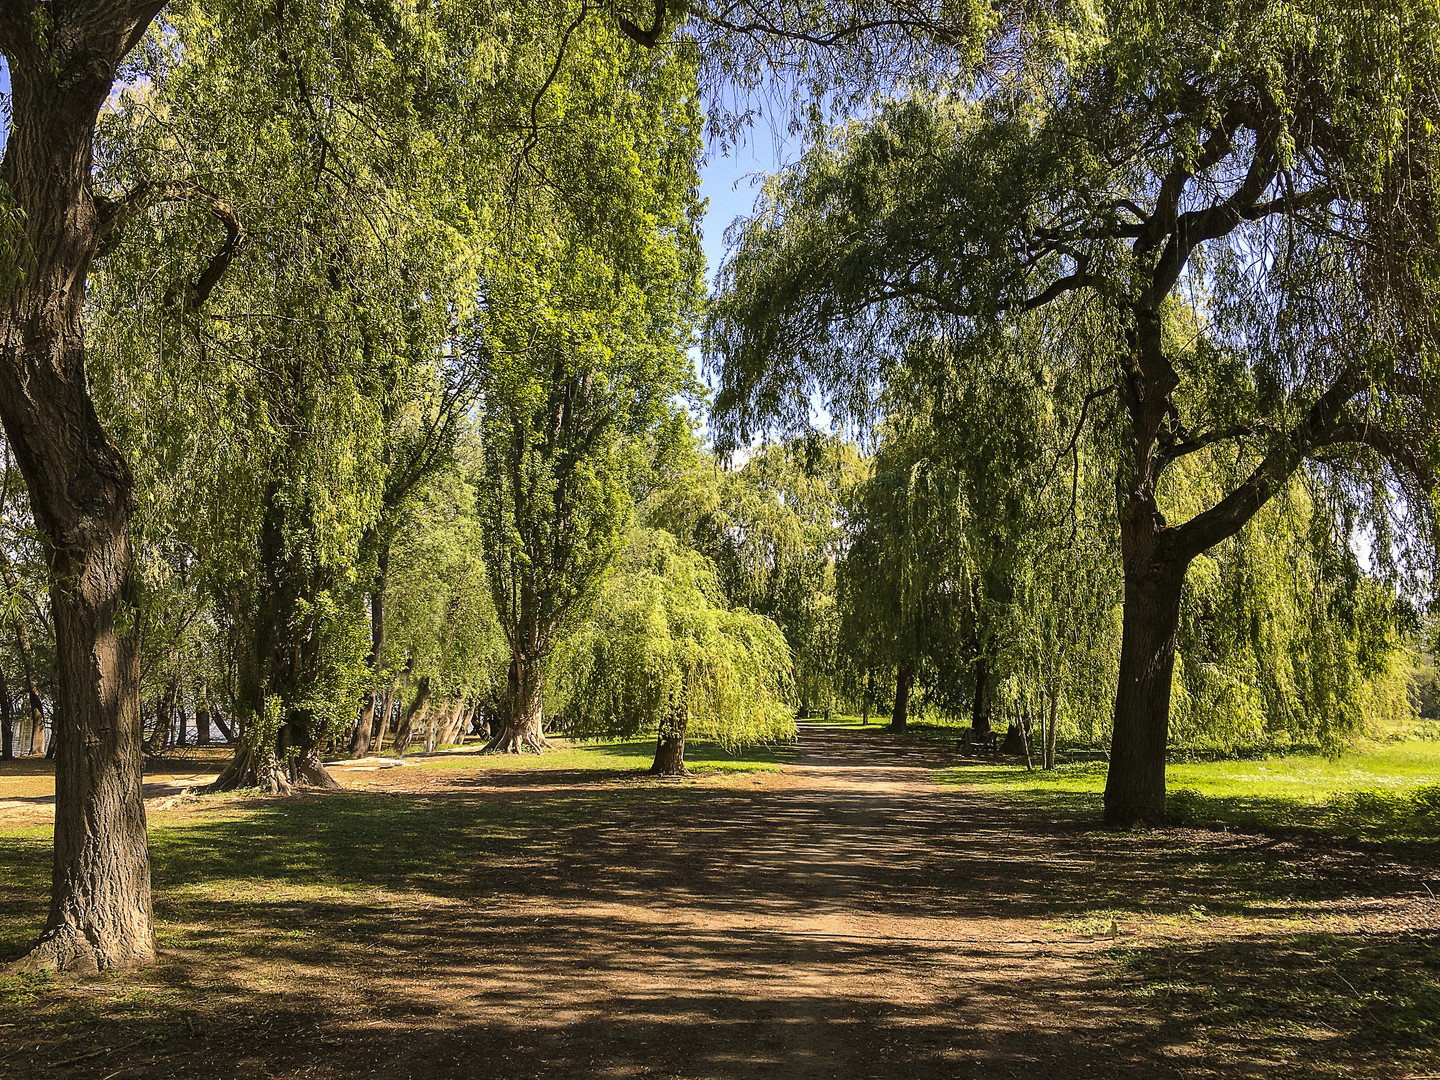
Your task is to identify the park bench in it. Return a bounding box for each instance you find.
[959,728,999,756]
[1059,748,1110,764]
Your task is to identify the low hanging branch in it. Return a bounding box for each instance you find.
[94,179,245,312]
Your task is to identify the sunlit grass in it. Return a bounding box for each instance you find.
[935,739,1440,839]
[400,735,794,774]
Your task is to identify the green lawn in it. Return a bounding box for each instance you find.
[936,738,1440,839]
[401,735,796,773]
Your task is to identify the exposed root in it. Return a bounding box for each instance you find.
[4,922,155,976]
[481,728,554,754]
[201,745,339,794]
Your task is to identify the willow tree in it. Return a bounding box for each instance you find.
[381,450,508,751]
[0,0,994,973]
[709,0,1440,824]
[646,435,861,717]
[553,528,794,773]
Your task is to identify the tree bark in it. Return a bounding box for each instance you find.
[649,686,690,776]
[484,654,551,753]
[970,655,990,736]
[437,699,465,747]
[889,664,914,731]
[0,2,169,973]
[371,683,396,751]
[1103,552,1188,826]
[393,677,431,757]
[195,684,210,745]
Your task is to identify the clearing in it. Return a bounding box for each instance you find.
[1,725,1437,1079]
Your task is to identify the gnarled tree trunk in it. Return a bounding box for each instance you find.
[393,677,431,757]
[0,2,167,973]
[484,653,550,753]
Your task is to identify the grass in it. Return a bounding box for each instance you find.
[936,738,1440,839]
[399,734,795,773]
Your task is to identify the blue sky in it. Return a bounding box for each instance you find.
[696,132,792,291]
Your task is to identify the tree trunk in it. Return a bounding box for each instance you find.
[454,700,475,746]
[1044,688,1059,771]
[1103,556,1187,826]
[889,664,914,731]
[15,624,46,757]
[195,685,211,745]
[484,655,551,753]
[349,549,388,758]
[146,681,175,756]
[970,656,990,736]
[205,740,292,796]
[372,683,396,751]
[351,691,378,757]
[212,709,235,744]
[393,677,431,757]
[0,3,167,973]
[0,658,12,760]
[649,686,690,776]
[175,701,188,748]
[438,699,465,747]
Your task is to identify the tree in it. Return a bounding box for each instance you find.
[553,528,794,773]
[0,0,990,973]
[471,19,704,752]
[707,0,1440,824]
[0,0,186,973]
[647,435,861,717]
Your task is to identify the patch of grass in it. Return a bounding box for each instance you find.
[1106,932,1440,1049]
[405,735,794,774]
[935,740,1440,839]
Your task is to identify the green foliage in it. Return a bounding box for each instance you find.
[384,450,507,701]
[552,529,795,749]
[469,20,706,730]
[646,435,861,712]
[706,0,1440,766]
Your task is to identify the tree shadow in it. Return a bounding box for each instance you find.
[1,725,1436,1079]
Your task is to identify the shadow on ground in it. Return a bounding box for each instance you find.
[1,725,1436,1080]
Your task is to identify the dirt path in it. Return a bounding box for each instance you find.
[2,724,1436,1079]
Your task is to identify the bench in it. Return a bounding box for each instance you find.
[959,728,999,756]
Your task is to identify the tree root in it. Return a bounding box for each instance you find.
[3,921,155,976]
[480,728,554,754]
[200,746,339,794]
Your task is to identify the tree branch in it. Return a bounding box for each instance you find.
[94,180,245,313]
[614,0,667,45]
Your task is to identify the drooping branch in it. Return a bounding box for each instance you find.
[94,180,245,312]
[1310,420,1437,492]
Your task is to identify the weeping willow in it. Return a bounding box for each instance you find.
[551,529,795,761]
